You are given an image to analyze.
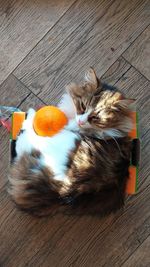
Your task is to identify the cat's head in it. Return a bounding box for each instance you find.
[66,68,135,137]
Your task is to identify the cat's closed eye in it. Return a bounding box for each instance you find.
[88,114,98,123]
[81,102,86,112]
[77,101,86,115]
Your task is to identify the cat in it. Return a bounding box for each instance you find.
[8,68,134,216]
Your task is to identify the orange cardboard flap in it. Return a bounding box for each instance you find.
[11,112,26,140]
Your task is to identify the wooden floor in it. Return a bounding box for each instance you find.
[0,0,150,266]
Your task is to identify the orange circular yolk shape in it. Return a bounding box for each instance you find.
[33,106,68,137]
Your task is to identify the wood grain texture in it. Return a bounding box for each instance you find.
[0,57,150,267]
[14,0,149,103]
[0,128,10,190]
[122,235,150,267]
[0,74,29,107]
[18,90,45,111]
[43,196,150,267]
[0,210,117,267]
[123,26,150,80]
[0,0,75,85]
[102,57,131,85]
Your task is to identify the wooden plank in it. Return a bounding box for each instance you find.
[14,0,149,103]
[43,197,150,267]
[0,210,116,267]
[102,57,131,85]
[19,92,45,111]
[123,26,150,80]
[0,128,10,190]
[122,236,150,267]
[0,74,29,108]
[0,0,75,85]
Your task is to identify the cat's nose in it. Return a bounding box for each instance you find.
[78,119,85,126]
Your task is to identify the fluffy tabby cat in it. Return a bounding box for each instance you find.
[9,68,134,216]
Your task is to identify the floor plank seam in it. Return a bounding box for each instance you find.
[141,129,150,139]
[122,56,150,82]
[17,92,31,109]
[12,74,46,106]
[113,62,132,86]
[121,23,150,61]
[101,58,130,82]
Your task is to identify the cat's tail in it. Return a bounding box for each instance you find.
[69,184,127,216]
[8,150,65,216]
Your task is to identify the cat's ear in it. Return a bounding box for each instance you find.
[66,68,100,96]
[66,82,84,97]
[116,98,136,109]
[84,67,99,92]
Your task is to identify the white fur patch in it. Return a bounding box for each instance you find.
[58,93,76,120]
[16,108,79,182]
